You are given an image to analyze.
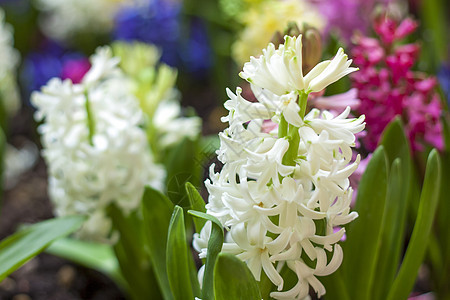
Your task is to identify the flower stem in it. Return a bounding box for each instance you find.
[278,114,288,138]
[298,90,309,119]
[84,91,95,145]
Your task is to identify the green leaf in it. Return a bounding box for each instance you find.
[0,216,85,281]
[419,0,448,71]
[166,206,195,300]
[434,151,450,297]
[185,182,206,233]
[342,146,388,300]
[141,186,174,300]
[46,237,125,288]
[380,118,412,183]
[321,269,350,300]
[214,253,261,300]
[372,158,409,300]
[188,210,224,300]
[387,149,441,300]
[109,205,162,300]
[164,138,200,208]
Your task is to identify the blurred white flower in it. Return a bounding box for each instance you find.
[34,0,128,41]
[32,47,165,242]
[3,142,39,190]
[0,8,20,115]
[153,100,201,148]
[195,36,364,299]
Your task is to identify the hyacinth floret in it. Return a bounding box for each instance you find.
[32,47,164,242]
[194,35,364,299]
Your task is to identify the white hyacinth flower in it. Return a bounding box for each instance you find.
[240,35,358,95]
[32,47,165,242]
[194,35,364,299]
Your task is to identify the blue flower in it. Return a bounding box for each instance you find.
[20,41,86,98]
[181,18,213,77]
[438,64,450,107]
[114,0,181,66]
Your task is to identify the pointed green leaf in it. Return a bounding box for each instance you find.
[166,206,195,300]
[372,158,409,300]
[343,146,388,300]
[0,216,85,281]
[185,182,206,233]
[165,138,200,208]
[214,253,261,300]
[141,186,174,300]
[109,205,162,300]
[46,237,125,288]
[188,210,224,300]
[380,117,412,177]
[387,149,441,300]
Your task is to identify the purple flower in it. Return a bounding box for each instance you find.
[21,40,89,97]
[351,16,444,152]
[309,0,390,44]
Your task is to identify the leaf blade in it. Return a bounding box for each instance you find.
[0,216,85,281]
[188,210,224,300]
[141,186,174,300]
[166,206,195,300]
[214,253,261,300]
[185,182,206,233]
[342,146,388,300]
[387,149,441,300]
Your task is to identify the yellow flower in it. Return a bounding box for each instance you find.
[232,0,324,66]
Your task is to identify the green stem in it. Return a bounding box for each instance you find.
[84,91,95,145]
[298,90,309,120]
[278,114,288,138]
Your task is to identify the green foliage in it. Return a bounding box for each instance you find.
[141,186,175,300]
[166,206,198,300]
[372,158,408,300]
[46,237,125,288]
[418,0,449,72]
[322,118,443,300]
[342,146,388,300]
[387,150,441,300]
[188,210,224,300]
[214,253,261,300]
[108,204,162,300]
[433,150,450,298]
[164,138,201,208]
[0,216,85,281]
[185,182,207,233]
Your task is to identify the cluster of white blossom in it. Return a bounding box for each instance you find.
[32,47,165,242]
[194,35,364,299]
[34,0,128,41]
